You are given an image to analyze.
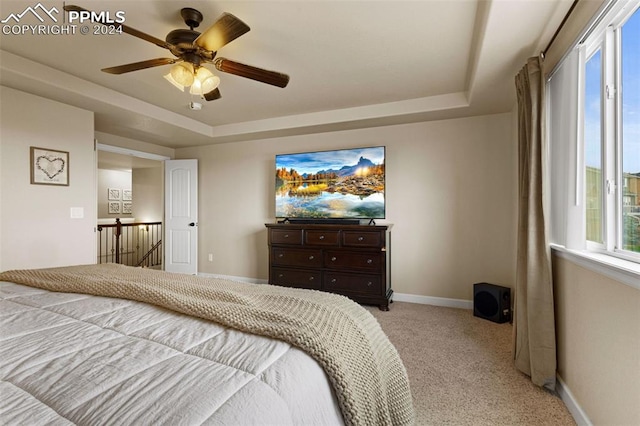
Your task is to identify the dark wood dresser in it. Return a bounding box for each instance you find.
[265,223,392,310]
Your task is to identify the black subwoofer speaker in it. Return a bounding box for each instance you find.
[473,283,511,323]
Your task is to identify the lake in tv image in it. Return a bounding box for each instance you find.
[275,146,385,218]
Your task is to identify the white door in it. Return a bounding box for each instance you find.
[164,159,198,274]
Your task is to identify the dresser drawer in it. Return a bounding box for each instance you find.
[272,267,321,290]
[272,248,323,268]
[270,229,303,245]
[325,251,382,272]
[342,231,383,248]
[266,223,392,311]
[304,230,340,246]
[324,272,381,295]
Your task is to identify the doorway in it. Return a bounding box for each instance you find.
[97,145,167,268]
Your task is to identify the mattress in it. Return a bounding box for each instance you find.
[0,281,344,425]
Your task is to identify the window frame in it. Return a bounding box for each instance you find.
[579,1,640,264]
[580,40,604,249]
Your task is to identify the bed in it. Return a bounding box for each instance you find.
[0,264,414,425]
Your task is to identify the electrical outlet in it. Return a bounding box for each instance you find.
[208,253,213,262]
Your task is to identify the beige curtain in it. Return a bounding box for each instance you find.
[513,56,557,392]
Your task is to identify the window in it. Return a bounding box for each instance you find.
[580,3,640,260]
[548,0,639,265]
[620,9,640,253]
[584,49,603,244]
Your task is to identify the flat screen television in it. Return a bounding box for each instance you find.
[275,146,385,220]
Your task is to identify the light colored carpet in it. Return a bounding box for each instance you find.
[366,302,575,426]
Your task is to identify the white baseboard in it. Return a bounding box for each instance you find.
[393,292,473,309]
[556,375,592,426]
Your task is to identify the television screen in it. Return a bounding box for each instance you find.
[275,146,385,219]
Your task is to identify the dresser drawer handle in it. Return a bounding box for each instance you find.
[358,236,364,241]
[284,234,289,238]
[367,259,373,264]
[278,253,284,258]
[367,281,373,287]
[309,276,314,281]
[331,278,337,283]
[331,256,337,261]
[308,255,315,260]
[278,274,284,278]
[319,235,325,240]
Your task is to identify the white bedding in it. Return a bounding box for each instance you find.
[0,281,344,425]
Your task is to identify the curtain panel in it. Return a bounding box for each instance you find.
[513,56,557,392]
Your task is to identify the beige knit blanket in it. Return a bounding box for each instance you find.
[0,264,414,426]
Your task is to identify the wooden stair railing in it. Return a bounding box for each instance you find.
[97,219,162,267]
[136,239,162,267]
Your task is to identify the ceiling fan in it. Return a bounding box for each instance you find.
[63,5,290,101]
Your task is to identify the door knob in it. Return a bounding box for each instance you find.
[188,222,196,227]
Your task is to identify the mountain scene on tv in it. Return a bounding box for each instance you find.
[275,147,385,218]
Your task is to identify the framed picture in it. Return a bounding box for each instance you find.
[108,188,121,200]
[30,147,69,186]
[108,201,121,214]
[122,189,132,201]
[122,201,132,214]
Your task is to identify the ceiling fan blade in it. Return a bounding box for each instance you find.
[214,58,289,88]
[101,58,179,74]
[203,88,222,101]
[194,13,250,52]
[63,5,175,51]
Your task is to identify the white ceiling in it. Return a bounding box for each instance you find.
[0,0,573,149]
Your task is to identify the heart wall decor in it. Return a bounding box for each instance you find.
[30,147,69,186]
[36,156,66,180]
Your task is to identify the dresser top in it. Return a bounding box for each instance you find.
[265,222,391,230]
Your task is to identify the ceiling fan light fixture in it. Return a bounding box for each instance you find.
[189,78,202,95]
[170,62,195,86]
[195,67,220,93]
[163,73,185,91]
[91,5,286,101]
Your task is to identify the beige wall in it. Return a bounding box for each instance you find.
[97,166,163,222]
[177,112,517,300]
[97,169,131,219]
[132,167,163,223]
[553,254,640,425]
[95,131,174,159]
[0,87,96,270]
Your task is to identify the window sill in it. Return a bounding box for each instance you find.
[551,244,640,290]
